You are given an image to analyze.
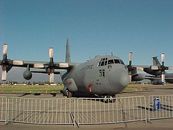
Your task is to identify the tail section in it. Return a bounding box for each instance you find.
[65,39,71,64]
[152,57,161,66]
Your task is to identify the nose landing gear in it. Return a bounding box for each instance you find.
[102,96,116,103]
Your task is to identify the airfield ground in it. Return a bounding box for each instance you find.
[0,83,173,97]
[0,84,173,130]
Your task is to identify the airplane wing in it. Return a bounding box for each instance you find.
[17,60,71,69]
[0,43,73,82]
[131,65,173,71]
[144,74,173,84]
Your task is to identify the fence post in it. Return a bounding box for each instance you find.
[144,96,148,125]
[70,98,79,127]
[5,97,9,125]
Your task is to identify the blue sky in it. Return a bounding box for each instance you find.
[1,0,173,66]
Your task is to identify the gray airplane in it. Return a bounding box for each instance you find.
[1,40,169,97]
[0,40,133,98]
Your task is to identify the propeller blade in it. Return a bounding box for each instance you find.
[49,48,54,58]
[12,60,24,65]
[161,53,165,66]
[59,63,69,68]
[129,75,132,82]
[2,69,7,81]
[150,66,159,70]
[49,73,54,83]
[2,44,8,56]
[137,67,144,71]
[168,66,173,70]
[161,73,165,84]
[128,52,133,66]
[34,63,44,68]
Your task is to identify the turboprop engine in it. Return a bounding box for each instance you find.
[23,65,32,80]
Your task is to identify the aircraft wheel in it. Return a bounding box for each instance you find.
[67,90,73,98]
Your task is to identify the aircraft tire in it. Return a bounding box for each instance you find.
[67,91,73,98]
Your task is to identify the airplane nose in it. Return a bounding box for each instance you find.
[109,68,129,88]
[119,70,129,87]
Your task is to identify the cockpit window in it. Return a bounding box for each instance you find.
[105,60,107,65]
[120,60,125,65]
[98,58,124,66]
[101,61,104,66]
[114,59,120,64]
[108,59,114,64]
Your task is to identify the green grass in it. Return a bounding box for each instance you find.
[122,84,149,93]
[0,84,64,94]
[0,84,151,94]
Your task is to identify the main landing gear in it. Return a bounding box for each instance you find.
[61,88,73,98]
[66,90,73,98]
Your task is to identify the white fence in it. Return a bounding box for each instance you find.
[0,96,7,123]
[0,95,173,126]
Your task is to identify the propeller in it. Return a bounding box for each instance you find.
[1,44,8,81]
[1,44,24,81]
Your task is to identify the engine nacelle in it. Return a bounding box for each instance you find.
[23,70,32,80]
[132,74,145,81]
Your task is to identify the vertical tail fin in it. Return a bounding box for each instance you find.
[152,57,161,66]
[65,39,71,64]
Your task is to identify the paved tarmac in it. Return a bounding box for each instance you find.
[1,118,173,130]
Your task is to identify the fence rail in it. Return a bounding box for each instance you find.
[0,95,173,126]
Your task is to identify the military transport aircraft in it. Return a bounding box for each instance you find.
[0,40,172,98]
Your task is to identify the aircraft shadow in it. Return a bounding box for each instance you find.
[138,104,173,112]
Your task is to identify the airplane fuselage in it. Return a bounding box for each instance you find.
[63,55,129,97]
